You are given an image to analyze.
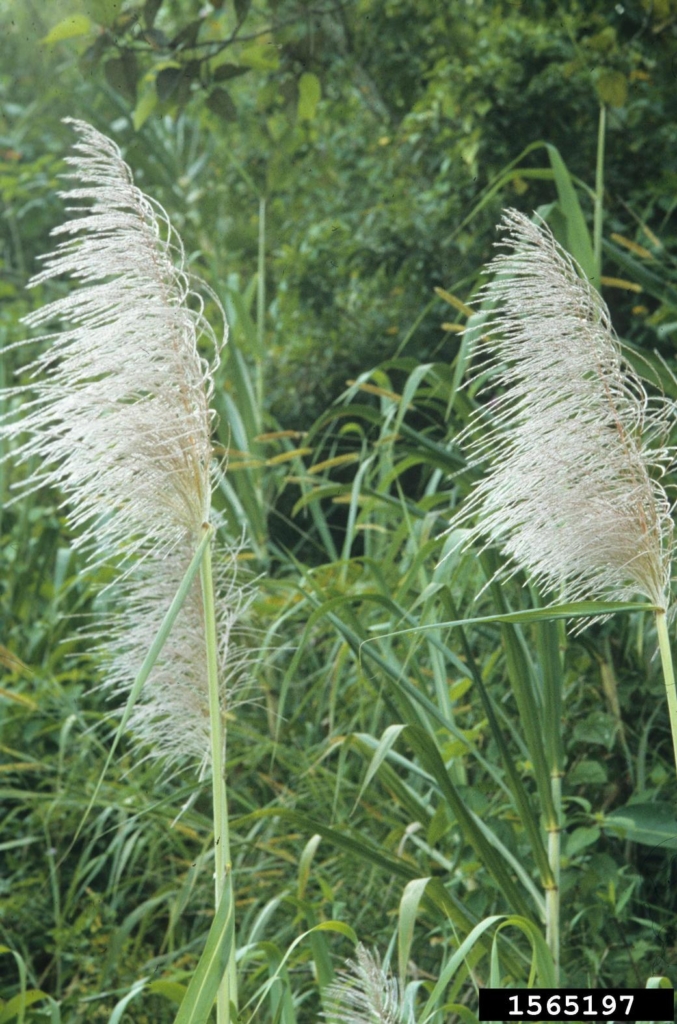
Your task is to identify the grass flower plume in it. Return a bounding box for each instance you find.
[455,208,674,612]
[1,119,240,768]
[324,945,413,1024]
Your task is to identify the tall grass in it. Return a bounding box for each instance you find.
[2,116,677,1023]
[0,120,243,1023]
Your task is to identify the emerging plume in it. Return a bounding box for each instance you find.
[1,119,244,767]
[453,208,674,611]
[323,945,414,1024]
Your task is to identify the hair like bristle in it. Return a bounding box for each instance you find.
[323,945,413,1024]
[0,119,245,768]
[452,208,674,612]
[112,542,254,772]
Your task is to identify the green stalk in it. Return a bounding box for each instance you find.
[655,610,677,772]
[256,195,266,431]
[201,537,237,1022]
[546,773,561,985]
[537,616,563,985]
[71,528,213,858]
[593,103,606,280]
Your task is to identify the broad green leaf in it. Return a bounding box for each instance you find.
[156,66,183,101]
[213,63,250,82]
[604,803,677,850]
[565,826,601,857]
[298,72,321,121]
[0,990,50,1024]
[238,42,279,71]
[169,18,202,49]
[104,54,138,100]
[148,981,186,1004]
[84,0,122,24]
[207,87,237,122]
[453,144,596,285]
[340,456,374,562]
[42,15,92,44]
[133,84,158,130]
[308,926,334,993]
[568,759,607,785]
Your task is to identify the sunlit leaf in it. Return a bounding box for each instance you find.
[42,15,93,44]
[298,72,321,121]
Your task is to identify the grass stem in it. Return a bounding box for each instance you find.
[201,532,237,1022]
[546,773,561,986]
[593,103,606,281]
[256,195,266,432]
[655,610,677,772]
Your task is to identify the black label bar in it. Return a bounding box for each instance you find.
[478,987,673,1022]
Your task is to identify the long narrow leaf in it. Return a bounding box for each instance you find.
[365,600,655,640]
[173,882,234,1024]
[404,727,536,919]
[478,564,556,829]
[545,143,597,286]
[72,528,213,854]
[440,587,554,882]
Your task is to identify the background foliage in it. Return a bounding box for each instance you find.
[2,0,677,1020]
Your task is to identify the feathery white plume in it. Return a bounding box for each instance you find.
[1,119,243,768]
[453,208,674,612]
[323,945,414,1024]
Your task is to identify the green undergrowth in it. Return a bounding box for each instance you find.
[2,85,677,1023]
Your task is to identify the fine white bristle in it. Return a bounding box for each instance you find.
[323,945,413,1024]
[452,208,674,612]
[1,119,246,769]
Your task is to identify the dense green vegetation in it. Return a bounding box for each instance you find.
[2,0,677,1021]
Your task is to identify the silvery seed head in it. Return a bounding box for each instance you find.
[453,208,674,612]
[323,945,414,1024]
[0,119,244,769]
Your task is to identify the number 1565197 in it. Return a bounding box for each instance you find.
[508,992,633,1017]
[478,987,673,1021]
